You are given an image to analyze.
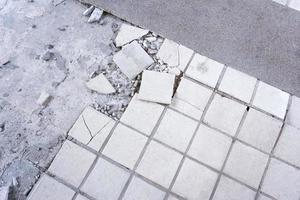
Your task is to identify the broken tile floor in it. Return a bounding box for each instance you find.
[1,1,300,200]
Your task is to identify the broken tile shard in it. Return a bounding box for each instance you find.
[36,91,52,106]
[88,8,103,23]
[138,70,175,104]
[83,6,95,16]
[115,23,148,47]
[86,74,116,94]
[113,41,154,79]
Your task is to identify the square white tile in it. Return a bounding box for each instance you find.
[224,142,269,188]
[286,95,300,129]
[213,176,256,200]
[154,109,198,152]
[188,124,232,170]
[172,158,218,200]
[238,108,282,153]
[103,124,147,169]
[136,141,182,188]
[120,95,165,136]
[204,94,246,136]
[274,125,300,167]
[81,158,130,200]
[170,78,213,119]
[252,82,289,119]
[261,158,300,200]
[219,67,256,103]
[185,54,224,88]
[138,70,175,104]
[48,141,96,187]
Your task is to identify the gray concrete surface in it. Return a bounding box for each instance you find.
[82,0,300,96]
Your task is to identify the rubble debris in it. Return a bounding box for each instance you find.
[41,51,54,61]
[87,8,103,23]
[113,41,154,79]
[115,23,148,47]
[86,74,116,94]
[0,186,9,200]
[138,70,175,104]
[36,91,52,106]
[83,5,95,16]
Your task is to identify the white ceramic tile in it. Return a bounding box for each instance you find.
[115,23,148,47]
[136,141,182,188]
[286,95,300,129]
[204,94,246,136]
[253,82,289,119]
[172,158,218,200]
[238,109,282,153]
[188,124,232,170]
[224,142,269,188]
[48,141,96,187]
[138,70,175,104]
[103,124,147,169]
[219,67,256,103]
[154,109,198,152]
[120,95,164,136]
[185,54,224,88]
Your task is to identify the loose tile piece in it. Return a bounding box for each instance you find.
[120,95,164,135]
[224,142,269,188]
[103,124,147,169]
[213,176,256,200]
[28,174,75,200]
[172,158,218,200]
[87,8,103,23]
[154,109,198,152]
[252,82,289,119]
[262,159,300,200]
[136,141,182,188]
[82,5,95,16]
[115,23,148,47]
[170,78,212,119]
[286,95,300,129]
[48,141,96,187]
[204,94,246,136]
[82,158,130,200]
[113,41,154,79]
[289,0,300,11]
[156,39,193,70]
[86,74,116,94]
[238,109,282,153]
[185,54,224,88]
[188,125,232,170]
[68,107,115,150]
[123,176,165,200]
[219,67,256,103]
[36,91,52,106]
[274,125,300,167]
[138,70,175,104]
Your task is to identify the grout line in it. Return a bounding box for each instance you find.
[182,52,195,74]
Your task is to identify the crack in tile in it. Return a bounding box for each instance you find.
[86,120,113,146]
[81,115,93,140]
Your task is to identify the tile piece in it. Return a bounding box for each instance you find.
[28,174,75,200]
[185,54,224,88]
[48,141,96,187]
[170,78,212,119]
[156,39,193,70]
[238,109,282,153]
[87,8,103,23]
[219,67,256,103]
[123,176,165,200]
[137,141,182,188]
[172,158,218,200]
[286,95,300,129]
[224,142,269,188]
[81,158,130,200]
[86,74,116,94]
[213,176,256,200]
[36,91,52,106]
[68,107,115,150]
[138,70,175,104]
[253,82,289,119]
[115,23,148,47]
[289,0,300,11]
[154,109,198,152]
[103,124,147,169]
[113,41,154,79]
[204,94,246,136]
[274,125,300,167]
[262,159,300,200]
[120,95,164,136]
[188,125,232,170]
